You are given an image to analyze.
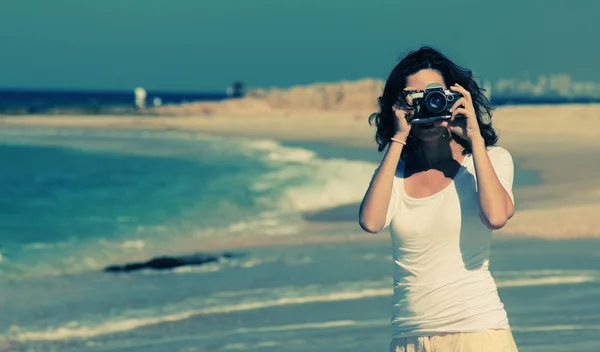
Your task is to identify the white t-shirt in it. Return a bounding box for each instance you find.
[379,146,515,338]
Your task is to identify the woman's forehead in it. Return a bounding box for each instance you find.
[406,69,446,89]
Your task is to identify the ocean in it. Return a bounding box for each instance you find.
[0,89,232,115]
[0,126,376,281]
[0,126,599,351]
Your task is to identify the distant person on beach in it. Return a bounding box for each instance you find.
[359,47,519,351]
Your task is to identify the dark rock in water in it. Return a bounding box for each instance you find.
[103,252,244,273]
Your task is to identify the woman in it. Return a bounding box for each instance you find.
[359,47,519,351]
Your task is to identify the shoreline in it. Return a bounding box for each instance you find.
[2,105,600,241]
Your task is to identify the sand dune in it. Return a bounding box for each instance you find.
[153,78,384,120]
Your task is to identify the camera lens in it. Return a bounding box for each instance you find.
[430,96,443,108]
[424,92,446,113]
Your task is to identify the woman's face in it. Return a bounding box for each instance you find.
[405,69,450,142]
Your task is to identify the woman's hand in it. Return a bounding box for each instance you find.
[448,83,482,143]
[392,87,417,140]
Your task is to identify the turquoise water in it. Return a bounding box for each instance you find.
[0,127,377,279]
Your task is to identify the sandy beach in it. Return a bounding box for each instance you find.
[2,101,600,241]
[2,88,600,352]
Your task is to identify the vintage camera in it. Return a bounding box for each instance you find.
[407,83,462,124]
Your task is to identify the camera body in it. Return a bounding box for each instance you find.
[407,83,462,124]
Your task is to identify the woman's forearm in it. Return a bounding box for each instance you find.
[359,141,404,233]
[470,137,515,229]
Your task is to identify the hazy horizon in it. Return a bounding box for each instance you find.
[1,0,598,91]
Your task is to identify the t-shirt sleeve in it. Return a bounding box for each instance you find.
[489,147,515,205]
[370,166,399,228]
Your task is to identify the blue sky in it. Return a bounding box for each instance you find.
[0,0,598,91]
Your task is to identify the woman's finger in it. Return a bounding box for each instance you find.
[393,103,411,116]
[449,98,467,113]
[402,86,418,106]
[450,84,472,103]
[393,104,414,125]
[455,84,472,101]
[392,104,405,116]
[394,88,417,118]
[451,107,468,120]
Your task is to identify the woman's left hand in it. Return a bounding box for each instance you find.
[448,84,481,143]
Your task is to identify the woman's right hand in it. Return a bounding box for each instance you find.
[392,87,417,140]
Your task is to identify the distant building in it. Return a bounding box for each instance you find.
[492,73,600,99]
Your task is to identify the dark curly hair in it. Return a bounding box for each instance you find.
[368,46,498,158]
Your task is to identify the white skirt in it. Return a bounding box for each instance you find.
[389,329,518,352]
